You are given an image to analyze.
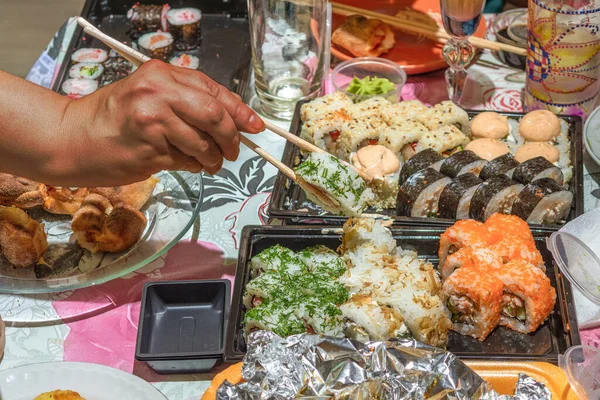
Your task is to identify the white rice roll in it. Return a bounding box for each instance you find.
[61,78,98,98]
[382,100,429,125]
[340,294,409,340]
[300,91,353,122]
[299,110,352,155]
[415,125,470,154]
[341,217,396,254]
[380,120,429,154]
[294,152,375,217]
[297,245,346,277]
[337,115,387,159]
[349,96,392,119]
[242,272,286,309]
[294,298,344,336]
[250,245,307,277]
[71,48,108,63]
[417,100,471,136]
[243,300,305,337]
[169,54,200,69]
[69,62,104,80]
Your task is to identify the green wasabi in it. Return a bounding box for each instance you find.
[347,76,395,96]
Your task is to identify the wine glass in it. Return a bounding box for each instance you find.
[440,0,486,104]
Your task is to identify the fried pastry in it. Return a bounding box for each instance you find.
[0,206,48,268]
[71,194,147,253]
[0,173,44,208]
[34,390,86,400]
[89,175,159,210]
[332,14,395,57]
[40,186,90,215]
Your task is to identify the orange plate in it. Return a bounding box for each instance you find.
[466,361,578,400]
[331,0,487,75]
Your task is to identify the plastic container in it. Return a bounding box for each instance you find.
[136,280,230,374]
[268,105,584,231]
[331,57,407,103]
[224,225,580,362]
[559,345,600,399]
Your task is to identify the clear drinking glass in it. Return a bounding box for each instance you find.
[248,0,327,120]
[439,0,486,104]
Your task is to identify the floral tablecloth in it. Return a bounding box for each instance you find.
[3,15,600,400]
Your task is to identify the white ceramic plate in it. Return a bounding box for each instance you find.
[0,361,166,400]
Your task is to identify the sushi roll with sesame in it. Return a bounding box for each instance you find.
[300,91,353,122]
[127,4,170,34]
[380,119,429,156]
[396,168,451,218]
[340,294,409,341]
[496,260,556,334]
[167,8,202,50]
[299,110,352,156]
[336,115,387,160]
[349,96,392,119]
[417,100,471,136]
[169,53,200,69]
[71,48,108,64]
[440,150,488,178]
[513,156,564,185]
[138,32,174,61]
[438,173,483,220]
[511,178,573,225]
[443,265,504,341]
[479,153,520,180]
[69,63,104,80]
[399,149,444,184]
[381,99,429,125]
[61,78,98,99]
[414,125,470,157]
[470,175,524,221]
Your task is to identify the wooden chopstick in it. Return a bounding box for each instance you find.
[240,135,297,180]
[331,2,528,57]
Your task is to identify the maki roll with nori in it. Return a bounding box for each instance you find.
[438,173,483,220]
[138,32,174,61]
[513,156,564,185]
[399,149,444,185]
[69,63,104,80]
[470,175,524,221]
[511,178,572,224]
[169,54,200,69]
[71,48,108,63]
[479,153,520,181]
[440,150,487,178]
[61,78,98,98]
[127,4,170,34]
[397,168,451,218]
[104,57,133,78]
[167,8,202,50]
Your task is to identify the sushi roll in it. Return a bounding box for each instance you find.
[443,265,504,341]
[69,63,104,80]
[340,294,409,341]
[469,175,524,221]
[294,152,375,216]
[294,297,344,336]
[484,213,534,244]
[104,57,133,78]
[300,91,353,122]
[296,272,349,305]
[127,4,170,33]
[417,100,471,136]
[489,235,544,270]
[61,78,98,99]
[438,219,491,268]
[349,96,391,118]
[511,178,573,225]
[244,300,305,337]
[341,218,396,255]
[440,150,488,178]
[337,115,386,159]
[438,173,483,220]
[243,272,288,309]
[299,110,352,156]
[167,8,202,50]
[169,53,200,69]
[381,99,429,125]
[71,48,108,64]
[138,32,174,61]
[512,156,564,185]
[496,260,556,334]
[399,149,444,185]
[396,168,451,218]
[441,246,503,281]
[297,245,346,277]
[249,245,308,277]
[415,125,470,156]
[479,153,520,180]
[380,119,429,155]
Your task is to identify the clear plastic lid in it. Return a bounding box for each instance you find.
[559,345,600,399]
[547,208,600,305]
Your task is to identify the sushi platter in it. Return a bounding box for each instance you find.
[51,0,251,98]
[224,217,580,363]
[268,99,584,230]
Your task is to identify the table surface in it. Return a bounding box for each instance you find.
[4,15,600,400]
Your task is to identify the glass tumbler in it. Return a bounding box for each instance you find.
[248,0,327,120]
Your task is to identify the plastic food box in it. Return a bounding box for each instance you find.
[135,279,230,374]
[268,101,584,232]
[52,0,251,96]
[224,225,580,362]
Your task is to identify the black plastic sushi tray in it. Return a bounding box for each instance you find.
[52,0,251,97]
[224,224,580,363]
[268,101,584,232]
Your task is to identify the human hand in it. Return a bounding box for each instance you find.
[60,60,265,186]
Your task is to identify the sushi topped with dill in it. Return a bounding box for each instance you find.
[294,152,374,217]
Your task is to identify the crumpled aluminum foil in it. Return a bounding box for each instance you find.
[217,331,552,400]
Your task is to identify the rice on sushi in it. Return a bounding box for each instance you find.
[293,297,344,336]
[243,272,288,309]
[443,265,504,341]
[167,7,202,50]
[349,96,391,119]
[469,175,524,221]
[169,53,200,69]
[337,115,387,159]
[138,31,174,61]
[396,168,451,218]
[340,294,409,341]
[496,259,556,334]
[294,152,374,216]
[511,178,573,225]
[249,245,308,278]
[417,100,471,136]
[381,99,429,125]
[71,48,108,63]
[299,110,352,156]
[300,91,353,122]
[127,3,169,33]
[297,245,346,277]
[69,62,104,80]
[380,119,429,155]
[341,217,396,255]
[61,78,98,98]
[415,125,470,155]
[438,173,483,220]
[244,299,305,337]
